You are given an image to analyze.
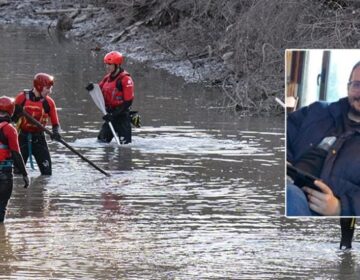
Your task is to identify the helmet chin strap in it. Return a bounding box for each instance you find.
[111,65,121,77]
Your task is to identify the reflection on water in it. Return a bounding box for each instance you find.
[0,25,353,279]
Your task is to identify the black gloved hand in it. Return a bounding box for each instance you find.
[86,83,94,91]
[23,175,30,188]
[51,132,62,141]
[51,126,62,141]
[102,113,114,122]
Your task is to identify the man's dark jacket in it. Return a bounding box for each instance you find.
[287,97,360,216]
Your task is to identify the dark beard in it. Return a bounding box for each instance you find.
[349,97,360,116]
[350,106,360,117]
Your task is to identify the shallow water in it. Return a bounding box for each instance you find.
[0,26,357,279]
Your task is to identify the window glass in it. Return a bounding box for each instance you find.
[300,50,323,106]
[326,50,360,102]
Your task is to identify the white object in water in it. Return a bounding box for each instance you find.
[89,83,121,146]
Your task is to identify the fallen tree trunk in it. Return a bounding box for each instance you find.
[35,7,100,15]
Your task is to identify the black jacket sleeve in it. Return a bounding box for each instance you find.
[11,151,27,176]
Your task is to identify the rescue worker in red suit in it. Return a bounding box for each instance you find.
[86,51,134,144]
[0,96,30,223]
[12,73,61,175]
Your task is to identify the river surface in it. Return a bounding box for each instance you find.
[0,26,358,280]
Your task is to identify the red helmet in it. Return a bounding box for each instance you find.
[33,73,54,93]
[0,96,15,116]
[104,51,123,65]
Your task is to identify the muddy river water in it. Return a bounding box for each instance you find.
[0,26,358,279]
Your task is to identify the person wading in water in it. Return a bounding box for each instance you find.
[13,73,61,175]
[0,96,30,222]
[86,51,135,144]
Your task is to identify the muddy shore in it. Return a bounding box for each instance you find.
[0,1,222,84]
[1,1,301,115]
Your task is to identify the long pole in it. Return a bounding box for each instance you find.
[20,109,111,177]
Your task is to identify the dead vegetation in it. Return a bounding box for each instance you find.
[12,0,360,115]
[90,0,360,115]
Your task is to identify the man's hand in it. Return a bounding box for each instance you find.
[23,175,30,188]
[303,180,341,216]
[102,113,113,122]
[85,83,94,91]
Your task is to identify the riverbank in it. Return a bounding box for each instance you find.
[0,1,219,80]
[1,2,218,80]
[0,0,283,115]
[3,0,353,115]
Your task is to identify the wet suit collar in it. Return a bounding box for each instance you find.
[0,116,10,123]
[27,90,43,102]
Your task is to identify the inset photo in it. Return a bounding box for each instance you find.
[286,49,360,217]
